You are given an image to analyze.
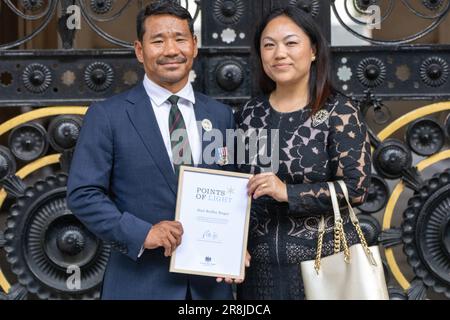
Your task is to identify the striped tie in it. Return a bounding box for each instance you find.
[168,95,193,175]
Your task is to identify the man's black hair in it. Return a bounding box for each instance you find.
[137,1,194,41]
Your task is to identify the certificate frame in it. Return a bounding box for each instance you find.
[169,166,252,279]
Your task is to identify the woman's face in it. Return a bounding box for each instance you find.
[260,15,316,88]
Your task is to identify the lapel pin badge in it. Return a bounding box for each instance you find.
[202,119,213,132]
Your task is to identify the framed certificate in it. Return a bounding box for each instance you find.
[170,166,252,279]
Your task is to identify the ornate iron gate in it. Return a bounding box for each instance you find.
[0,0,449,300]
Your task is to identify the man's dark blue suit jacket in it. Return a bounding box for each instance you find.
[67,83,235,300]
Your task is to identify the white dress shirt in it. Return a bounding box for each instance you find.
[143,75,201,167]
[139,75,201,258]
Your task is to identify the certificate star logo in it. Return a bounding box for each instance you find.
[227,187,235,196]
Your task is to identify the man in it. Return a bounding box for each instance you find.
[67,1,242,300]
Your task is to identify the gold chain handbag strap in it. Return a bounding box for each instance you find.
[314,215,325,274]
[336,180,377,266]
[328,182,350,262]
[314,183,351,273]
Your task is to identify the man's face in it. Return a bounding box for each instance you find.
[134,14,198,92]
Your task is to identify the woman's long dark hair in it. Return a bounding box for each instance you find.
[254,6,335,114]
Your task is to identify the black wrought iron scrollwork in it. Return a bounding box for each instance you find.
[355,90,392,127]
[1,175,26,198]
[0,0,58,50]
[422,0,445,11]
[388,286,408,300]
[21,0,45,11]
[0,284,28,300]
[215,60,244,92]
[402,170,450,298]
[0,231,5,248]
[82,0,133,23]
[420,57,449,87]
[5,0,51,20]
[84,61,114,92]
[357,214,382,246]
[0,0,449,302]
[213,0,245,25]
[59,149,75,174]
[379,227,403,248]
[402,167,425,192]
[358,175,389,213]
[89,0,114,15]
[407,278,428,300]
[3,174,111,299]
[48,115,83,152]
[373,139,413,179]
[77,0,133,48]
[445,113,450,138]
[331,0,450,45]
[357,58,386,88]
[406,118,445,156]
[289,0,320,17]
[22,63,52,93]
[0,0,201,49]
[0,146,17,181]
[8,122,49,162]
[354,0,380,13]
[75,0,201,48]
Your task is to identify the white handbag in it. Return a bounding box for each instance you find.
[300,181,389,300]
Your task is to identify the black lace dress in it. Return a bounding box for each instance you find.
[234,94,372,300]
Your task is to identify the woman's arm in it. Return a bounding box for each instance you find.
[286,100,372,216]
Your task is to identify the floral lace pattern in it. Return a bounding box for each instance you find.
[235,94,371,300]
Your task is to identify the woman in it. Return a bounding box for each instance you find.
[235,6,372,299]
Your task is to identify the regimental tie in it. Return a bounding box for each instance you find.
[167,95,193,176]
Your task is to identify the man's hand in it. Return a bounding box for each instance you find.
[216,250,251,284]
[144,221,183,257]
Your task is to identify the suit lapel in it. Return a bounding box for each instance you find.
[125,84,177,195]
[193,93,213,169]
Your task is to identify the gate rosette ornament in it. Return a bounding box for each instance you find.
[4,174,110,299]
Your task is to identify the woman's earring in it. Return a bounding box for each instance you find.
[312,56,316,61]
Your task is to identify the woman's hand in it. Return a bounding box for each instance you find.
[216,251,251,284]
[248,172,288,202]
